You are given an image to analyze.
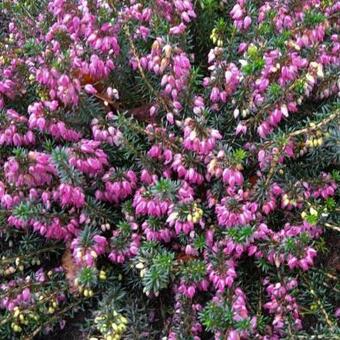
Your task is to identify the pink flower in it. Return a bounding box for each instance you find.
[84,84,97,94]
[230,4,243,20]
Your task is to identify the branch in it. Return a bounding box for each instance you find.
[264,109,340,186]
[123,25,172,114]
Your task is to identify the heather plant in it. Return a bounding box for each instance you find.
[0,0,339,339]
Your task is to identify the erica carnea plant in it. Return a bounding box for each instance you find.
[0,0,339,339]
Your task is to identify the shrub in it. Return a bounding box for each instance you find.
[0,0,339,339]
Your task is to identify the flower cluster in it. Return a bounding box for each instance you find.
[264,278,302,335]
[96,169,137,203]
[71,228,107,267]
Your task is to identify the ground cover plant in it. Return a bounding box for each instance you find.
[0,0,339,339]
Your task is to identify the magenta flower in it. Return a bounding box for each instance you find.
[54,183,85,208]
